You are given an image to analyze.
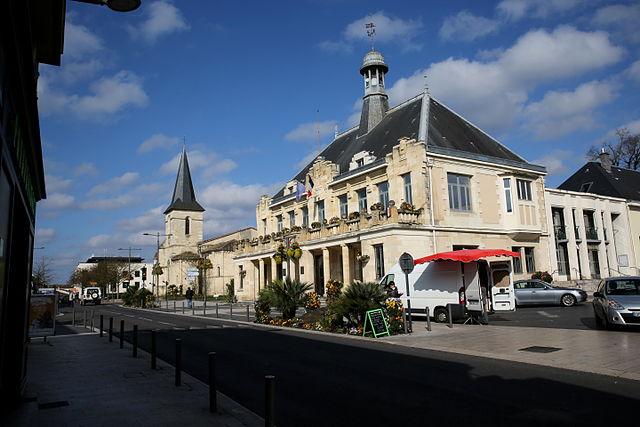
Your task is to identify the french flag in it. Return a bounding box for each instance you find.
[305,175,314,198]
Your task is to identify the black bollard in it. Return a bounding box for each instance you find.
[120,320,124,349]
[203,299,206,316]
[182,301,185,314]
[246,305,250,321]
[151,330,157,369]
[448,304,453,329]
[208,352,217,413]
[216,302,219,318]
[132,325,138,358]
[175,339,182,386]
[109,317,113,342]
[265,375,276,427]
[229,303,233,319]
[173,300,176,312]
[100,315,104,337]
[426,307,431,332]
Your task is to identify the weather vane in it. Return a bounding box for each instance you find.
[366,22,376,50]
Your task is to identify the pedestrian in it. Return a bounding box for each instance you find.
[185,287,194,309]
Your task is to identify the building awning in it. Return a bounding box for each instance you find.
[414,249,520,265]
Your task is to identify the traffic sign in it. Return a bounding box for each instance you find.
[399,252,414,274]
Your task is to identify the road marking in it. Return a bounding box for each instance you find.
[158,321,176,326]
[123,314,135,318]
[139,317,153,321]
[537,311,559,318]
[173,327,186,331]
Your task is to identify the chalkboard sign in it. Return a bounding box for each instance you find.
[363,309,390,338]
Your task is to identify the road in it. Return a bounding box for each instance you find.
[64,304,640,426]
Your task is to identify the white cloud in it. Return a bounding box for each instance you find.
[628,60,640,83]
[81,195,135,211]
[387,26,624,133]
[497,0,586,21]
[321,11,423,53]
[46,175,72,193]
[285,120,337,142]
[88,172,139,196]
[57,59,104,85]
[439,11,499,42]
[40,192,75,211]
[532,149,574,176]
[295,148,323,170]
[117,206,164,232]
[64,21,104,59]
[524,80,617,139]
[38,71,148,119]
[593,3,640,43]
[160,150,237,176]
[138,134,180,153]
[87,234,113,248]
[74,162,98,176]
[35,228,56,244]
[127,0,190,44]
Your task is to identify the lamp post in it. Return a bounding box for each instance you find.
[71,0,141,12]
[143,232,171,300]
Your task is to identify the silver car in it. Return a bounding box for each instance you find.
[593,277,640,329]
[513,279,587,307]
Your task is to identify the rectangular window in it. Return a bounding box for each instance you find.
[447,173,471,211]
[339,194,348,218]
[239,265,244,289]
[512,246,523,274]
[276,215,283,232]
[357,188,367,212]
[517,179,532,201]
[374,244,385,279]
[301,206,309,227]
[288,210,295,227]
[378,181,389,209]
[524,247,536,273]
[403,173,413,205]
[503,178,513,213]
[316,200,325,222]
[262,218,267,235]
[356,158,365,168]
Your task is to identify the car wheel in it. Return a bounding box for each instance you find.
[434,307,448,323]
[561,294,576,307]
[594,309,604,328]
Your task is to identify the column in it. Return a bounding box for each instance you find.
[322,247,330,286]
[271,256,278,282]
[258,258,265,289]
[301,249,315,286]
[575,209,592,279]
[341,244,351,285]
[361,242,376,282]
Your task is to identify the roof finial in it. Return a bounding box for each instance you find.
[366,22,376,51]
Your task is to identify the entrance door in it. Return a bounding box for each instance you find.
[314,254,325,295]
[588,248,601,279]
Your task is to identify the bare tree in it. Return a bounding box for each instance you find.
[32,257,54,291]
[68,261,127,297]
[588,127,640,170]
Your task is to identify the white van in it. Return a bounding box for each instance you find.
[81,287,102,305]
[380,259,515,323]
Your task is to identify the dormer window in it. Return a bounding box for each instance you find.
[356,158,365,168]
[349,151,376,171]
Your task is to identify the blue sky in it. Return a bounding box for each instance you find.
[36,0,640,281]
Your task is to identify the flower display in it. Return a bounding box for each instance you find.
[305,291,321,310]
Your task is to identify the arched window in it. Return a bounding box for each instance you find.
[185,217,190,235]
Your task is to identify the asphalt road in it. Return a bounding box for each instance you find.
[81,304,640,426]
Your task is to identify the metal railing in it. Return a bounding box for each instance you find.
[585,226,599,241]
[553,225,567,241]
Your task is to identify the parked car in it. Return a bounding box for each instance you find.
[593,277,640,329]
[513,279,587,307]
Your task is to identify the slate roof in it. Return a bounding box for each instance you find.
[273,94,540,199]
[165,148,205,214]
[557,162,640,202]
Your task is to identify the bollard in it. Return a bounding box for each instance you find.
[109,317,113,342]
[246,305,250,322]
[182,301,185,314]
[132,325,138,358]
[208,352,217,413]
[120,320,125,349]
[447,304,453,329]
[216,302,219,318]
[100,315,104,337]
[72,304,76,326]
[173,300,176,312]
[151,330,157,369]
[203,300,207,316]
[175,339,182,386]
[426,307,431,332]
[229,303,233,319]
[83,309,87,329]
[265,375,276,427]
[192,301,195,316]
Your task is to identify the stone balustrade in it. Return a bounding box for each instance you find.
[235,207,423,255]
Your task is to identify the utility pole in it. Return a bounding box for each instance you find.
[118,246,141,297]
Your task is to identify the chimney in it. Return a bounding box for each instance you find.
[599,148,612,173]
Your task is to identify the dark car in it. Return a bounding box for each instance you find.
[513,279,587,307]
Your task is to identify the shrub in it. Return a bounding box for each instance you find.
[334,282,387,327]
[261,277,312,320]
[122,285,154,308]
[254,288,273,322]
[384,298,404,334]
[325,280,343,303]
[532,271,553,283]
[166,284,180,298]
[305,291,321,310]
[224,279,238,303]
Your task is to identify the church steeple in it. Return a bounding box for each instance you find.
[358,49,389,136]
[164,147,205,214]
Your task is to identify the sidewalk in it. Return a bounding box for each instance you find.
[5,329,262,427]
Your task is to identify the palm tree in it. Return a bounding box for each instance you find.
[265,277,312,319]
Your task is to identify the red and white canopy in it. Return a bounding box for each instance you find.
[413,249,520,265]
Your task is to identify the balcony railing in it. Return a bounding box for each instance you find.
[585,226,599,241]
[554,225,567,241]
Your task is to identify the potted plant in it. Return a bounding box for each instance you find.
[329,216,340,224]
[348,211,360,220]
[311,221,321,229]
[370,202,383,211]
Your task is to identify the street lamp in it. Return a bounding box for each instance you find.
[71,0,141,12]
[142,232,171,301]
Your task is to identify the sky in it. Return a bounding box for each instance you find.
[36,0,640,282]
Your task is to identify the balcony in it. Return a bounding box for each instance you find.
[585,226,599,241]
[235,206,423,255]
[554,225,567,241]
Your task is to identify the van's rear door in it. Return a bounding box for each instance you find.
[490,261,515,311]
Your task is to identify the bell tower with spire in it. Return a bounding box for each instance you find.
[163,147,205,251]
[358,49,389,136]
